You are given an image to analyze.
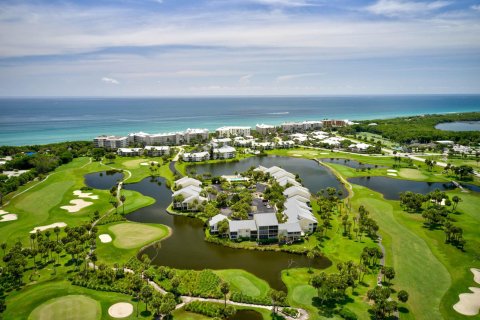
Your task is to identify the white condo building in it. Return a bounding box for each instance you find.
[94,135,128,149]
[216,126,251,137]
[256,124,275,135]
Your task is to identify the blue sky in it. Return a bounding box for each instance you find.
[0,0,479,96]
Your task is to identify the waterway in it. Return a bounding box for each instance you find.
[435,121,480,132]
[85,156,346,290]
[320,158,383,170]
[192,155,347,196]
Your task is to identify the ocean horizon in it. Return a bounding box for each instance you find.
[1,95,479,146]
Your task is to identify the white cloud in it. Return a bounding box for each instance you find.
[472,4,480,11]
[366,0,452,17]
[101,77,119,84]
[276,72,325,82]
[239,74,253,85]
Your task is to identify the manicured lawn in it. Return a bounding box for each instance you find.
[398,168,428,180]
[109,222,170,249]
[28,294,101,320]
[215,269,270,297]
[3,280,143,320]
[172,310,211,320]
[96,221,170,265]
[103,156,173,183]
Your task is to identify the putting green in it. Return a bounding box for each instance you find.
[291,284,316,306]
[398,168,428,180]
[28,295,101,320]
[108,222,169,249]
[215,269,270,297]
[122,159,147,169]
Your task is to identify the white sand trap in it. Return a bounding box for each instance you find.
[472,268,480,285]
[387,173,398,176]
[319,152,329,154]
[140,161,159,166]
[61,199,93,213]
[387,169,398,173]
[453,287,480,316]
[99,234,112,243]
[108,302,133,318]
[30,222,66,233]
[0,209,18,222]
[73,190,99,199]
[292,154,302,157]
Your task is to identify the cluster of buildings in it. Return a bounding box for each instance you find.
[208,165,317,243]
[172,177,208,211]
[94,119,350,149]
[94,128,209,149]
[116,146,171,157]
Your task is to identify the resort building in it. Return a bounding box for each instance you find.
[348,143,371,152]
[209,214,229,234]
[216,126,251,138]
[290,133,308,143]
[278,222,302,242]
[254,213,279,240]
[94,135,128,149]
[252,142,275,150]
[281,121,322,133]
[322,119,348,127]
[144,145,170,156]
[211,138,232,147]
[116,148,143,156]
[322,136,345,146]
[172,177,208,211]
[256,124,275,135]
[126,128,209,146]
[213,146,236,159]
[182,151,210,162]
[175,176,203,189]
[276,140,295,148]
[233,137,255,147]
[229,220,258,240]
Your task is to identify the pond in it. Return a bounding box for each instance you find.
[229,309,263,320]
[84,170,124,190]
[349,176,457,200]
[86,171,332,291]
[320,158,382,169]
[435,121,480,132]
[191,156,347,196]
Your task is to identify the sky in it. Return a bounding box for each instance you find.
[0,0,479,96]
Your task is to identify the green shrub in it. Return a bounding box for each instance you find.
[339,307,357,320]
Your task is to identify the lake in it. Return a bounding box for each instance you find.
[86,172,331,291]
[192,156,347,196]
[435,121,480,132]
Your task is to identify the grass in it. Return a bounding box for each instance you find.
[0,157,156,248]
[3,280,144,320]
[214,269,270,298]
[96,221,170,264]
[172,303,282,320]
[103,156,174,184]
[109,221,170,249]
[28,294,101,320]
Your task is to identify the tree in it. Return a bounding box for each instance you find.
[223,305,236,318]
[53,226,61,243]
[140,285,153,312]
[397,290,409,303]
[120,195,126,214]
[382,266,395,286]
[217,219,229,237]
[1,242,7,257]
[159,293,177,318]
[220,281,230,308]
[171,276,181,295]
[452,195,461,210]
[269,290,286,314]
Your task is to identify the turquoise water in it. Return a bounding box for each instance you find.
[0,95,479,146]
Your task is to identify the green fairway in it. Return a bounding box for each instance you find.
[28,295,101,320]
[108,221,170,249]
[215,269,270,297]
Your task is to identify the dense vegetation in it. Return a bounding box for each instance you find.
[351,112,480,144]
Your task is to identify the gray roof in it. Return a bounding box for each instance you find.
[254,213,278,227]
[229,220,257,232]
[279,222,302,233]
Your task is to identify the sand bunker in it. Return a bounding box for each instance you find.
[472,268,480,284]
[99,234,112,243]
[73,190,99,199]
[387,173,398,176]
[0,209,18,222]
[108,302,133,318]
[61,199,93,213]
[387,169,398,173]
[454,287,480,316]
[30,222,66,233]
[140,161,159,166]
[292,154,302,157]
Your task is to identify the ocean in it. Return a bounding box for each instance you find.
[1,95,479,146]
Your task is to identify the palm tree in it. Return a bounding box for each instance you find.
[0,242,6,257]
[30,233,36,250]
[220,282,230,308]
[120,195,126,214]
[53,226,61,243]
[140,285,153,312]
[90,252,97,270]
[112,201,119,214]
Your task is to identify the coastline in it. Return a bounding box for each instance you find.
[1,95,479,146]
